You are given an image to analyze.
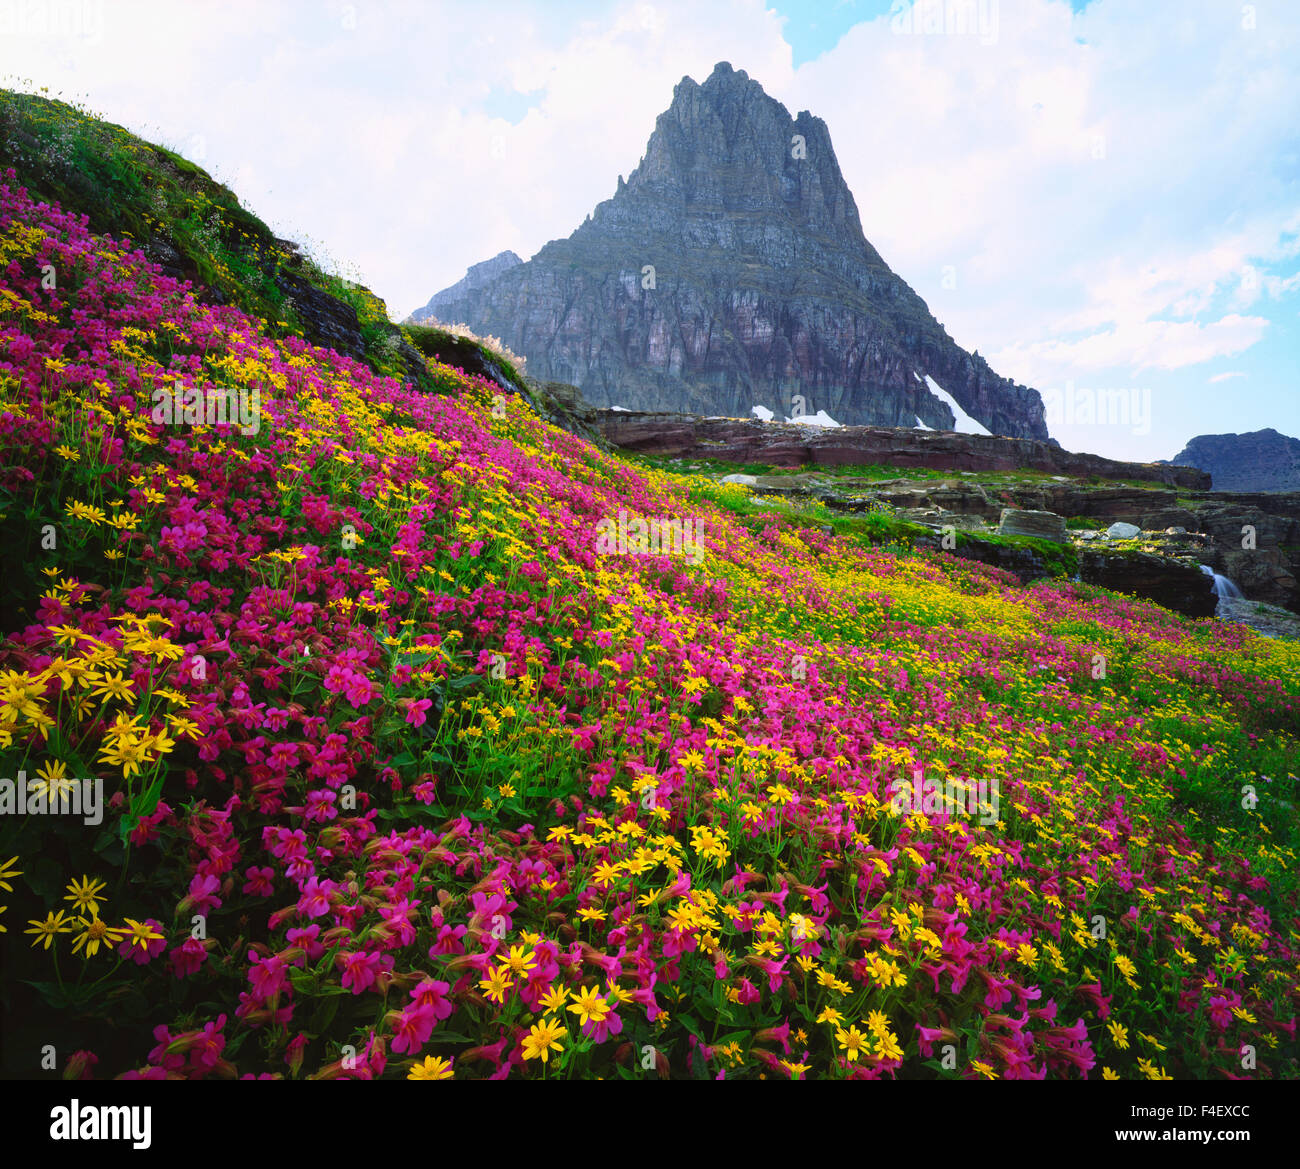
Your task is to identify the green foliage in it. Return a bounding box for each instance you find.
[0,88,419,388]
[401,322,528,393]
[955,530,1080,578]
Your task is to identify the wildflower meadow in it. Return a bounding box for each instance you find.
[1,171,1298,1084]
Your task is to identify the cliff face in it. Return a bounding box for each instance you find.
[411,62,1050,440]
[413,249,521,323]
[1171,428,1300,493]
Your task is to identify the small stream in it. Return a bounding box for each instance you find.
[1199,563,1242,600]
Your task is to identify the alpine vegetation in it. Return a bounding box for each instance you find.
[0,81,1297,1090]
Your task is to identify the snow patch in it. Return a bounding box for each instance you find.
[609,405,630,412]
[787,409,841,428]
[913,416,934,431]
[922,375,991,436]
[750,404,774,422]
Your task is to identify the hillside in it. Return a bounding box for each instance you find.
[0,97,1298,1082]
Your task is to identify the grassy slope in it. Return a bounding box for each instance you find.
[0,90,461,394]
[0,106,1298,1081]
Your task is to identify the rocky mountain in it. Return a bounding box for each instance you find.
[1170,428,1300,493]
[413,249,521,323]
[411,62,1050,441]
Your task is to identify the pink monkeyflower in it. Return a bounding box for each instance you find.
[188,1016,228,1074]
[286,924,326,962]
[754,1018,791,1055]
[1076,982,1112,1020]
[429,923,467,956]
[1208,995,1234,1030]
[242,865,275,896]
[170,937,209,979]
[339,949,390,995]
[409,979,455,1021]
[389,1002,438,1055]
[405,698,434,727]
[248,951,290,1000]
[915,1024,957,1059]
[285,1033,310,1077]
[182,872,222,915]
[64,1050,98,1081]
[296,875,336,919]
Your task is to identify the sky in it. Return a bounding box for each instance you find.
[2,0,1296,461]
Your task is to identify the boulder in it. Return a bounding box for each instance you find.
[1106,522,1142,540]
[998,508,1068,544]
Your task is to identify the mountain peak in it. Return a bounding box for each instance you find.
[413,66,1049,440]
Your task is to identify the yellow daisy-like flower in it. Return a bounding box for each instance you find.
[120,918,164,951]
[25,909,75,950]
[70,915,127,958]
[88,670,135,703]
[538,985,570,1013]
[479,965,514,1005]
[407,1055,454,1080]
[520,1017,566,1064]
[835,1024,869,1063]
[64,874,107,916]
[496,944,537,978]
[0,856,22,894]
[567,986,611,1028]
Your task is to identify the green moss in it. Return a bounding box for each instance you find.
[954,529,1079,578]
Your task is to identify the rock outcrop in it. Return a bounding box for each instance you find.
[907,530,1218,618]
[412,62,1050,440]
[1076,549,1218,618]
[591,409,1209,487]
[1170,428,1300,493]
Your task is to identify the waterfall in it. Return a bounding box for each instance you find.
[1199,563,1242,599]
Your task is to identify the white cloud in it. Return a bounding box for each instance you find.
[1208,371,1246,384]
[1,0,1296,424]
[992,314,1271,383]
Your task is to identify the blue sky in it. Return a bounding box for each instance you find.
[773,0,1093,66]
[3,0,1296,461]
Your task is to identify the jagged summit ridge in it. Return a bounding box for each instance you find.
[411,63,1049,440]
